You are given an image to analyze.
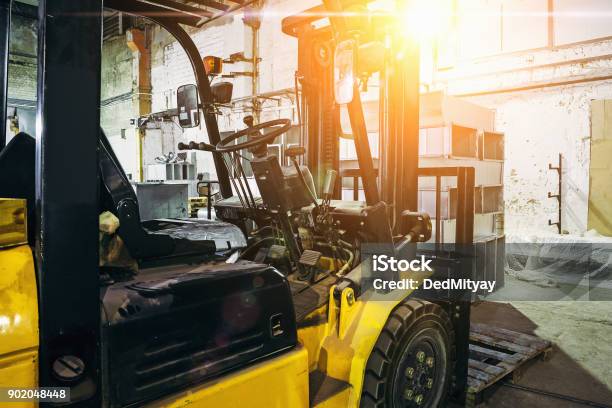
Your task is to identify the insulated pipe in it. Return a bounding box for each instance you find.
[0,0,11,151]
[250,4,260,121]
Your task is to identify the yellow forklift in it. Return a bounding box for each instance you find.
[0,0,478,407]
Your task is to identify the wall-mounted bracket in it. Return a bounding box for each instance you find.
[547,153,562,233]
[228,71,255,77]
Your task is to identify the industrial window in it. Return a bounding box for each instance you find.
[554,0,612,45]
[502,0,548,53]
[457,0,503,60]
[441,0,612,65]
[445,0,550,63]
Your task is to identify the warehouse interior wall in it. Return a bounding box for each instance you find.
[6,0,612,237]
[430,0,612,236]
[100,35,137,179]
[5,3,37,144]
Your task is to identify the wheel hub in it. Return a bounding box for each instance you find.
[398,340,440,407]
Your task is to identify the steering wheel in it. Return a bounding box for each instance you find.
[216,119,292,153]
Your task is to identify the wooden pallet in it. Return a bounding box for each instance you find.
[466,323,552,407]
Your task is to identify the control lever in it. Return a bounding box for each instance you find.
[285,145,318,208]
[178,141,216,152]
[317,170,337,223]
[321,169,337,205]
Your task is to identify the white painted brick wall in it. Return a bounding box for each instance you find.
[8,15,37,103]
[432,37,612,235]
[146,1,312,180]
[467,83,601,235]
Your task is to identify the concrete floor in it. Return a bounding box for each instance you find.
[471,276,612,407]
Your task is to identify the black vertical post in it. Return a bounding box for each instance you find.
[453,166,474,402]
[36,0,102,404]
[384,44,403,225]
[347,85,380,205]
[455,167,475,245]
[0,0,11,151]
[399,40,420,214]
[385,38,420,229]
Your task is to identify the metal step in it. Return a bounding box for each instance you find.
[309,370,350,407]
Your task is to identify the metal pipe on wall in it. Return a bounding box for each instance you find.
[251,10,259,121]
[241,1,262,122]
[126,28,152,182]
[107,0,235,197]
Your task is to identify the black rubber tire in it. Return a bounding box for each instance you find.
[360,300,455,408]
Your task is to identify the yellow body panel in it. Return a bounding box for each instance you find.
[0,350,38,408]
[324,289,408,407]
[0,244,39,406]
[0,199,28,248]
[0,244,39,358]
[297,274,424,407]
[146,277,413,408]
[297,305,329,371]
[146,346,310,408]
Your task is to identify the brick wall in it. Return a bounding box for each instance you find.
[7,14,37,104]
[100,35,140,179]
[430,38,612,235]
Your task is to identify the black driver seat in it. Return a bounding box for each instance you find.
[98,130,220,260]
[0,130,223,260]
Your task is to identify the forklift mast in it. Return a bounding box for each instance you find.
[289,6,340,198]
[284,0,420,219]
[283,1,472,400]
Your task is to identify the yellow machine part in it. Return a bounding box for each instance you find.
[147,346,310,408]
[297,272,427,408]
[0,197,423,408]
[319,288,408,407]
[149,277,417,408]
[0,244,39,408]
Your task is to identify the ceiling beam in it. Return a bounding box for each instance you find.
[188,0,230,12]
[140,0,213,17]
